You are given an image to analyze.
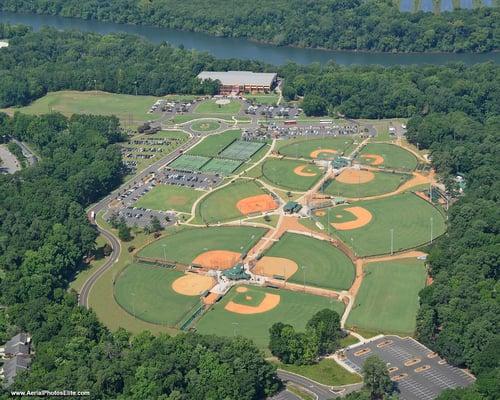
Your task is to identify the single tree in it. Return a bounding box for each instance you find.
[362,355,393,400]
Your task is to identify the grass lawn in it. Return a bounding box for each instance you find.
[356,143,418,171]
[346,258,427,334]
[277,137,356,159]
[275,359,361,386]
[262,159,324,191]
[323,171,411,198]
[195,99,242,114]
[2,91,160,126]
[196,285,345,348]
[191,120,221,132]
[246,94,279,105]
[249,214,281,228]
[265,233,355,291]
[134,184,204,213]
[187,130,241,158]
[137,226,267,264]
[316,193,446,256]
[198,180,268,223]
[172,114,250,124]
[114,264,201,326]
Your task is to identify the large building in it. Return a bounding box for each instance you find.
[197,71,278,95]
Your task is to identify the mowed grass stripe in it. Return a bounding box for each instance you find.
[138,226,267,264]
[265,233,355,290]
[114,264,200,326]
[346,258,427,334]
[196,285,345,348]
[135,184,204,213]
[198,180,267,223]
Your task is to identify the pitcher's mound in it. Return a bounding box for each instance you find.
[310,149,337,159]
[361,154,384,166]
[192,250,240,269]
[172,274,215,296]
[331,206,372,230]
[254,256,298,279]
[294,165,317,177]
[337,169,375,184]
[236,194,278,214]
[235,286,248,293]
[225,293,280,314]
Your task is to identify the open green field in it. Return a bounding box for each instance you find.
[356,143,418,171]
[262,159,323,191]
[315,193,446,256]
[2,91,159,125]
[323,171,411,198]
[138,226,267,264]
[172,114,251,124]
[245,94,279,105]
[198,180,268,223]
[277,137,356,159]
[187,130,241,158]
[134,184,204,213]
[196,285,345,348]
[114,264,201,326]
[265,233,355,290]
[191,120,221,132]
[346,258,427,334]
[195,99,242,114]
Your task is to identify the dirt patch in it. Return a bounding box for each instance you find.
[245,295,252,300]
[331,206,372,230]
[314,210,326,217]
[361,154,384,166]
[236,194,278,214]
[192,250,240,269]
[310,149,337,159]
[293,165,317,177]
[225,293,281,314]
[336,169,375,184]
[253,256,299,279]
[172,273,215,296]
[236,286,248,293]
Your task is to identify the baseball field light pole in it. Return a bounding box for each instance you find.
[430,217,434,244]
[232,322,239,336]
[390,228,394,256]
[162,244,167,264]
[302,266,307,292]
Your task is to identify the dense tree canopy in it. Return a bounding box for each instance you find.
[0,0,498,52]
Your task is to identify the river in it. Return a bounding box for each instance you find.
[1,11,498,66]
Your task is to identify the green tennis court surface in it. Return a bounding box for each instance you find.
[219,140,265,160]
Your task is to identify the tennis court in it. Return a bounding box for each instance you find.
[169,154,210,171]
[219,140,265,160]
[201,158,242,175]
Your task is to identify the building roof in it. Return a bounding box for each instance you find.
[197,71,277,86]
[2,355,31,387]
[2,333,31,357]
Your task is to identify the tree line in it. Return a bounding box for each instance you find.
[0,0,498,52]
[0,113,279,399]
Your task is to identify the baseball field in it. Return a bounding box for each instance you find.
[195,285,345,348]
[313,193,446,256]
[137,226,267,266]
[114,264,208,325]
[262,158,324,191]
[198,179,277,223]
[277,137,356,159]
[323,170,411,198]
[346,258,427,334]
[356,143,418,171]
[260,233,355,290]
[134,184,204,213]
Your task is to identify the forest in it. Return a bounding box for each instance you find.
[0,26,497,398]
[0,0,498,52]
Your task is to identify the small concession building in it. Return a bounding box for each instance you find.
[197,71,278,95]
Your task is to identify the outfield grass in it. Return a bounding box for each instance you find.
[323,171,411,198]
[357,143,418,171]
[265,233,354,290]
[316,193,446,256]
[262,159,324,191]
[196,285,345,348]
[187,130,241,158]
[138,226,267,264]
[2,91,159,125]
[277,137,356,159]
[275,359,361,386]
[134,184,204,213]
[346,258,427,334]
[191,120,221,132]
[114,264,201,326]
[198,180,268,223]
[195,99,242,114]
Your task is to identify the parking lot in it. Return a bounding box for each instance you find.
[243,122,364,141]
[157,169,222,190]
[342,335,475,400]
[108,206,175,229]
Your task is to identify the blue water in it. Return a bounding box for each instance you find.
[440,0,455,11]
[420,0,435,12]
[460,0,474,7]
[400,0,414,11]
[482,0,492,5]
